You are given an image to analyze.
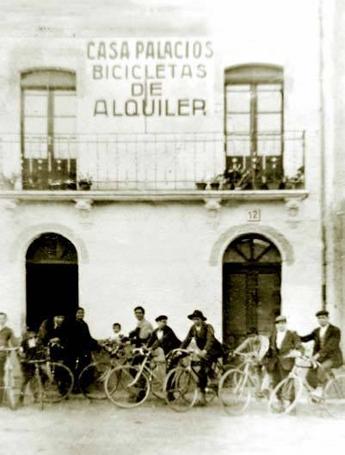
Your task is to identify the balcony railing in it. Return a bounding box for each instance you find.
[0,131,305,191]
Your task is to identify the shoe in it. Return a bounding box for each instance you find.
[311,387,323,403]
[135,390,146,403]
[255,391,265,399]
[196,393,207,407]
[167,392,175,402]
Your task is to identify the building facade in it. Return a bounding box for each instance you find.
[0,0,325,346]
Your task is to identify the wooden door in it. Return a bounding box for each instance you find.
[223,264,281,348]
[222,234,281,348]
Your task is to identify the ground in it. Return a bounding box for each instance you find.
[1,396,345,455]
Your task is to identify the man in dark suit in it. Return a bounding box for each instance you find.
[180,310,223,403]
[67,307,100,375]
[265,315,301,392]
[147,315,180,356]
[38,313,69,362]
[300,310,343,395]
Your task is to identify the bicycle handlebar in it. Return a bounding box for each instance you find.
[0,347,20,352]
[170,348,194,355]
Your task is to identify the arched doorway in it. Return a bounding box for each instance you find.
[26,233,78,330]
[223,234,281,348]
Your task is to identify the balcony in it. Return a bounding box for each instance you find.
[0,132,307,204]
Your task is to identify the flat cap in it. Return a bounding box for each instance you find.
[316,310,329,317]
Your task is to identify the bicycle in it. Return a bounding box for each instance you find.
[218,351,265,415]
[268,354,345,417]
[19,345,74,409]
[78,343,130,400]
[0,347,20,410]
[104,346,168,408]
[164,348,224,412]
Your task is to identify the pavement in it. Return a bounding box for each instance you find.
[1,394,345,455]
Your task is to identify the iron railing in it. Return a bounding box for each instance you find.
[0,131,305,191]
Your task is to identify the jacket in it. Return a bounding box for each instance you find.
[38,318,69,347]
[300,324,343,367]
[266,330,301,371]
[68,319,99,356]
[181,322,223,358]
[147,326,181,355]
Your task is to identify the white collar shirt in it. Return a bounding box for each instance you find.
[319,325,329,339]
[276,331,287,349]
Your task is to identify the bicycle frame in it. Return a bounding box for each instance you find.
[286,356,333,395]
[127,350,165,388]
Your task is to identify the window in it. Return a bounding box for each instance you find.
[224,64,284,189]
[21,69,77,190]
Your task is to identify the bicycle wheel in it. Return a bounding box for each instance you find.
[324,373,345,418]
[78,361,109,400]
[105,365,150,408]
[218,369,251,415]
[268,376,303,415]
[40,362,74,403]
[164,367,198,412]
[5,386,18,410]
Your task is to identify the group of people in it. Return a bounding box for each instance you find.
[0,306,343,407]
[235,310,343,401]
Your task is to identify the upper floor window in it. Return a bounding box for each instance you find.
[21,69,77,190]
[224,64,284,189]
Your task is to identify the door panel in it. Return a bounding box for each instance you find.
[223,272,247,347]
[26,263,79,331]
[223,264,281,348]
[257,271,281,336]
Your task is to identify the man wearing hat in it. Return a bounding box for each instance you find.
[147,316,181,391]
[147,315,181,356]
[265,315,301,394]
[300,310,343,396]
[180,310,223,403]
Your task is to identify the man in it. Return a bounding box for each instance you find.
[145,315,181,392]
[234,327,269,362]
[0,312,17,405]
[129,306,153,348]
[180,310,223,404]
[265,315,301,400]
[300,310,343,397]
[67,307,100,375]
[234,327,270,397]
[38,313,69,362]
[147,315,181,356]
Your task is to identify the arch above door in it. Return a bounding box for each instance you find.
[210,223,294,266]
[9,223,89,264]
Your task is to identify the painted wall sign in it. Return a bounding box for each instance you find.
[84,38,214,132]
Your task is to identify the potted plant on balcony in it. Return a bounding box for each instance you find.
[195,180,207,190]
[209,173,224,190]
[63,178,77,190]
[78,175,93,191]
[285,167,305,190]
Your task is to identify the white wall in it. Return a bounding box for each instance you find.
[0,197,321,340]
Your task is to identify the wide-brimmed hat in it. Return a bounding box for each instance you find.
[188,310,207,321]
[155,315,168,322]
